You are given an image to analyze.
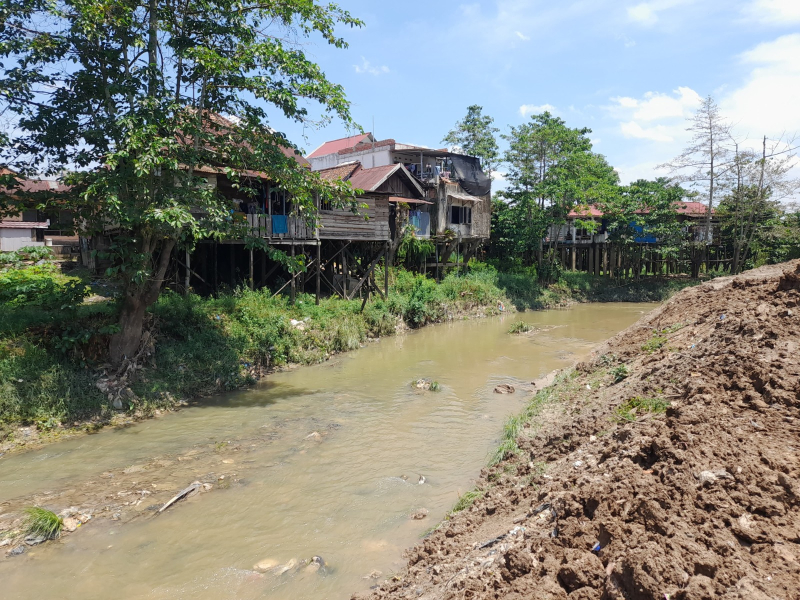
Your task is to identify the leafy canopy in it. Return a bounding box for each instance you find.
[0,0,364,361]
[442,105,500,176]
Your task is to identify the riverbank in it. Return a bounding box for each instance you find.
[357,259,800,600]
[0,262,697,454]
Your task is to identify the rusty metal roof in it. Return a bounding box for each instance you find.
[308,133,373,158]
[315,162,361,182]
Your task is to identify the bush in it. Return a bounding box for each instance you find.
[0,265,88,309]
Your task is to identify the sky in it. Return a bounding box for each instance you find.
[269,0,800,191]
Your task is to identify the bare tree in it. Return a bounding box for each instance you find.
[724,134,799,273]
[659,96,736,276]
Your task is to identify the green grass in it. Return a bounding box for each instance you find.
[614,396,670,422]
[451,490,484,514]
[611,364,630,383]
[0,260,702,434]
[507,320,532,334]
[641,334,668,354]
[24,507,63,539]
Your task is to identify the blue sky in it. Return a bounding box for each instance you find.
[271,0,800,188]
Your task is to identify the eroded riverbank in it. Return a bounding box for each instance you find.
[361,261,800,600]
[0,303,650,600]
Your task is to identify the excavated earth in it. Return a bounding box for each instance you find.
[356,260,800,600]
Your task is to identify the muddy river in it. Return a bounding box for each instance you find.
[0,304,651,600]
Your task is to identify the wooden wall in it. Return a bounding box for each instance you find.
[318,194,389,241]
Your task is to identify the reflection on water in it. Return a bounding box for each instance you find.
[0,304,651,600]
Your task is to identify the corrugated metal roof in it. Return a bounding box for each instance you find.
[0,220,50,229]
[347,164,399,191]
[568,205,603,218]
[448,193,483,203]
[315,162,361,182]
[388,196,432,205]
[308,133,372,158]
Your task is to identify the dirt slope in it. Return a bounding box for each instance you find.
[357,260,800,600]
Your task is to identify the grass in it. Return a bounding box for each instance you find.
[0,258,703,436]
[24,506,63,539]
[489,370,580,466]
[614,396,670,422]
[641,333,668,354]
[611,364,630,383]
[451,489,485,514]
[507,320,532,334]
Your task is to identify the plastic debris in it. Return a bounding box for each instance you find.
[592,542,602,552]
[719,314,726,320]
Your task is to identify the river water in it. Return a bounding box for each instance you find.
[0,304,651,600]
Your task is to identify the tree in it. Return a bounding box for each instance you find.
[719,136,799,273]
[442,105,500,177]
[498,112,618,270]
[658,96,735,276]
[598,178,683,278]
[0,0,363,365]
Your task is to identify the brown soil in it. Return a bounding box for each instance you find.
[356,260,800,600]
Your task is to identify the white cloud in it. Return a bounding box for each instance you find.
[620,121,675,142]
[627,0,695,27]
[609,87,702,143]
[722,34,800,139]
[353,57,390,76]
[610,87,701,120]
[519,103,556,117]
[515,31,530,41]
[743,0,800,25]
[615,160,670,184]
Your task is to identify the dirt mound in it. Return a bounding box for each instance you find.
[357,260,800,600]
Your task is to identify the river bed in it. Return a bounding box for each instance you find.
[0,303,651,600]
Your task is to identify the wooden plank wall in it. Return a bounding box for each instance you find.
[318,195,389,241]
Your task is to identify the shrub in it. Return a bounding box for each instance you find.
[508,320,532,334]
[24,506,63,539]
[611,364,630,383]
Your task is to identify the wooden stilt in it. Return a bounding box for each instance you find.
[184,249,191,295]
[316,242,321,305]
[249,248,254,290]
[290,243,296,304]
[213,242,218,294]
[384,242,389,298]
[342,246,348,299]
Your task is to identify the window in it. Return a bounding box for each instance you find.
[320,196,332,211]
[450,205,472,225]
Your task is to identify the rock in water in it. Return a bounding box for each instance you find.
[494,384,515,394]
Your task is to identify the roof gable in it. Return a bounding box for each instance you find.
[347,164,424,197]
[308,133,373,158]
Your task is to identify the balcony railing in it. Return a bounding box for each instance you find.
[245,214,315,240]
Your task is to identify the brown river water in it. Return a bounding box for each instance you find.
[0,303,651,600]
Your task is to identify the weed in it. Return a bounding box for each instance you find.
[615,396,669,422]
[451,489,484,514]
[611,364,630,383]
[24,506,63,539]
[641,333,668,354]
[507,320,532,334]
[597,353,618,366]
[429,381,441,392]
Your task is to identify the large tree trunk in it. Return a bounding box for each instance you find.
[110,292,148,365]
[109,238,176,366]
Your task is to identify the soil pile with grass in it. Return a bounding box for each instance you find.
[356,260,800,600]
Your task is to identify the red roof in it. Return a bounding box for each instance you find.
[675,201,712,215]
[338,138,395,155]
[567,201,713,219]
[308,133,373,158]
[568,205,603,218]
